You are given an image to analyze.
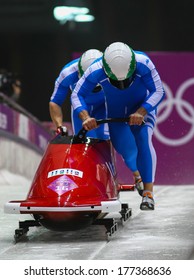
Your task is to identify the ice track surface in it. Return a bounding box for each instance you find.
[0,170,194,260]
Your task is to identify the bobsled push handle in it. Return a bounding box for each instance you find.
[73,118,127,143]
[74,118,130,143]
[96,117,129,125]
[73,117,145,143]
[96,117,145,125]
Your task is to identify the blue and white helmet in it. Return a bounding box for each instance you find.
[103,42,136,81]
[78,49,102,76]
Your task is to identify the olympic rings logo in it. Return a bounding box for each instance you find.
[154,78,194,146]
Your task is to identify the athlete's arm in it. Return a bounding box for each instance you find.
[49,101,63,128]
[141,69,165,113]
[72,61,103,113]
[135,54,165,113]
[78,110,97,130]
[72,61,104,130]
[50,61,79,129]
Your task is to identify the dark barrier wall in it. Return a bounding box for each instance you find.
[117,52,194,185]
[0,100,51,154]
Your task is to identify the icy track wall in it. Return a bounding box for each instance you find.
[114,52,194,185]
[0,97,51,180]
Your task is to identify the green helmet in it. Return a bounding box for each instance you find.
[103,42,136,81]
[78,49,102,76]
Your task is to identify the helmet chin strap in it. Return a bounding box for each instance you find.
[119,80,125,90]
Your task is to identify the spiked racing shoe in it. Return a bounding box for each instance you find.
[140,192,155,210]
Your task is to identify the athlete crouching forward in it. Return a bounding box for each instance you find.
[49,49,109,140]
[72,42,165,210]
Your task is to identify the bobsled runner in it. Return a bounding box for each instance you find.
[4,118,134,242]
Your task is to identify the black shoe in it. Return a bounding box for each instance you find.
[140,192,155,210]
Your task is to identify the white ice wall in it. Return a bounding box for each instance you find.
[0,136,41,180]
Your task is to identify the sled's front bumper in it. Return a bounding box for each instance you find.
[4,200,122,214]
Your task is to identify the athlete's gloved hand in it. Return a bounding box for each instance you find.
[56,126,68,136]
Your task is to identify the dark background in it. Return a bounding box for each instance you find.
[0,0,193,121]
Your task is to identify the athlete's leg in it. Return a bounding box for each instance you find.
[108,122,139,173]
[132,125,156,188]
[131,125,156,210]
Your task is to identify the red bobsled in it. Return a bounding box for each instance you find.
[4,119,133,241]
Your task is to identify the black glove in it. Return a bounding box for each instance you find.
[57,126,68,136]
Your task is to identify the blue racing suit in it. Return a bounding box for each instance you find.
[50,58,109,139]
[71,52,165,183]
